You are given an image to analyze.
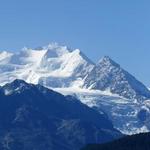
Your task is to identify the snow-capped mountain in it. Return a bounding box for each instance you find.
[1,45,149,101]
[84,56,150,101]
[0,43,150,135]
[0,43,94,88]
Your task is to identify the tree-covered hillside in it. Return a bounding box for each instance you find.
[81,132,150,150]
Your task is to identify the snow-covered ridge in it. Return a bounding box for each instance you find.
[0,43,94,87]
[84,56,150,101]
[0,43,150,100]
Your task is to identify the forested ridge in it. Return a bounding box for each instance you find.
[81,132,150,150]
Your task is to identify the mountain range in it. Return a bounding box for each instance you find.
[0,79,121,150]
[0,43,150,134]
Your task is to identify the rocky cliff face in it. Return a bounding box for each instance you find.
[84,56,150,101]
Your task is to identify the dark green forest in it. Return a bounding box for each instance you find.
[81,132,150,150]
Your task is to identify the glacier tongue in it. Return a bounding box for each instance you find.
[52,87,150,135]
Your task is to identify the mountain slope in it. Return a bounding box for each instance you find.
[0,79,121,150]
[84,56,150,101]
[54,88,150,135]
[81,132,150,150]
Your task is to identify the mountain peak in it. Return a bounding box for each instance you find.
[4,79,29,87]
[44,43,70,53]
[2,79,31,95]
[11,79,28,86]
[0,43,95,88]
[84,56,150,100]
[101,56,111,61]
[98,56,120,68]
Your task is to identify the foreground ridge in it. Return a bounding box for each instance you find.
[0,79,121,150]
[81,132,150,150]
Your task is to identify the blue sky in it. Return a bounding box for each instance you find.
[0,0,150,85]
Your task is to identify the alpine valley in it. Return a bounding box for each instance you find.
[0,43,150,136]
